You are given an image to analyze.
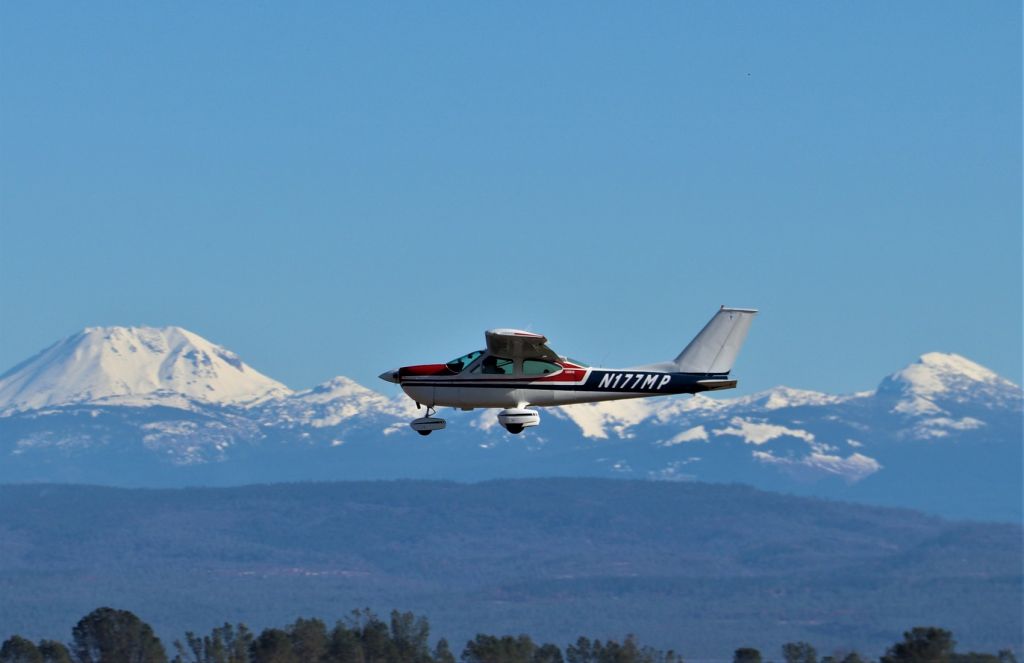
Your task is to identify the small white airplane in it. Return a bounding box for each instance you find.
[380,306,757,435]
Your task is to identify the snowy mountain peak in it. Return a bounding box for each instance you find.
[884,352,1015,393]
[906,352,1003,391]
[875,352,1021,416]
[0,326,291,413]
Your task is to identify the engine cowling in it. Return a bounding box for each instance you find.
[497,408,540,434]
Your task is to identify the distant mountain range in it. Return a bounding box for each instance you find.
[1,326,1020,521]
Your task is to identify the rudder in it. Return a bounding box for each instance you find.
[674,307,757,375]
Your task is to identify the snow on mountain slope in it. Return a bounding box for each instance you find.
[553,386,861,441]
[553,353,1021,440]
[262,376,416,428]
[0,326,291,413]
[538,353,1020,488]
[876,352,1020,413]
[750,448,882,482]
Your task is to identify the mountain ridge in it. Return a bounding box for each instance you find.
[1,326,1020,521]
[0,479,1020,659]
[2,326,1017,419]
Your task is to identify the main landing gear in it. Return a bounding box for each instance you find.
[497,408,540,435]
[410,406,541,436]
[410,406,446,436]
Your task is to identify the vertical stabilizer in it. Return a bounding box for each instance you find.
[674,307,757,375]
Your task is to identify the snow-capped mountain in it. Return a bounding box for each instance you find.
[0,328,1020,521]
[553,352,1017,444]
[0,326,290,413]
[875,351,1021,414]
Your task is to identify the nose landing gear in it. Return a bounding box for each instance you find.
[410,406,446,436]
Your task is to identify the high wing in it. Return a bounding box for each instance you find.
[484,329,560,362]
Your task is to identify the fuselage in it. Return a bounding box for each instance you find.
[388,358,735,410]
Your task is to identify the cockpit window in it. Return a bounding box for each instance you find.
[478,355,514,375]
[446,350,484,374]
[522,359,561,376]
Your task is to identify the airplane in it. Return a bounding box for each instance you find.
[379,306,757,435]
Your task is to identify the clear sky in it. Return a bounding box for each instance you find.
[1,2,1020,397]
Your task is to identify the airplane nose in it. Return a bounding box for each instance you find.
[378,369,400,384]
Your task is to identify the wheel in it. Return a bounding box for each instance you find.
[417,430,432,436]
[505,424,524,434]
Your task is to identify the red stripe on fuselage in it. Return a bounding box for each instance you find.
[530,367,587,382]
[397,362,590,384]
[398,364,450,377]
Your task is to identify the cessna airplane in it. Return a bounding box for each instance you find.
[379,306,757,435]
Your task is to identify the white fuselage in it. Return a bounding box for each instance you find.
[398,366,728,410]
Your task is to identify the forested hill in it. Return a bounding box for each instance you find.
[0,479,1020,659]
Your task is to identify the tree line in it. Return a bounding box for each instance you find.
[0,607,1018,663]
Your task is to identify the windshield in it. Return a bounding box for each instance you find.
[446,350,484,374]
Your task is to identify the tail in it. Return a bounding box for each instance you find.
[673,306,757,375]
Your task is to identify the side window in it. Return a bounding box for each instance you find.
[479,355,515,375]
[522,360,560,376]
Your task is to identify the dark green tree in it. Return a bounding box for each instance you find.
[592,638,627,663]
[173,623,252,663]
[634,638,682,663]
[37,641,72,663]
[172,634,202,663]
[565,638,594,663]
[354,612,394,663]
[0,636,42,663]
[782,642,817,663]
[71,607,167,663]
[568,638,619,663]
[223,624,254,663]
[434,640,456,663]
[616,635,640,663]
[325,622,363,663]
[823,654,864,663]
[249,629,296,663]
[532,644,563,663]
[461,634,536,663]
[288,618,327,663]
[563,636,677,663]
[734,649,762,663]
[389,611,431,663]
[881,627,956,663]
[567,636,681,663]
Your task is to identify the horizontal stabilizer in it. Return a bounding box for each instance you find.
[694,379,738,392]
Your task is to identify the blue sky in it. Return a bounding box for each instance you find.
[1,2,1020,396]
